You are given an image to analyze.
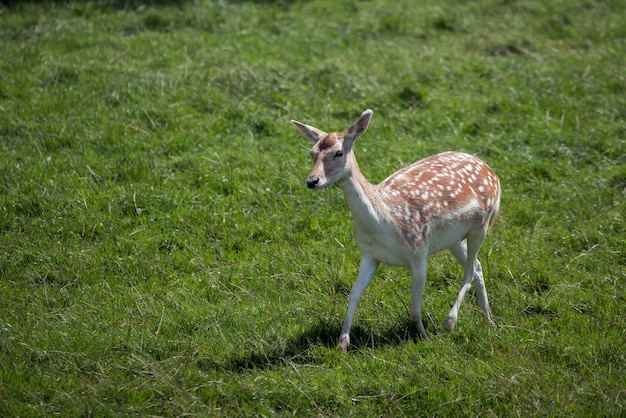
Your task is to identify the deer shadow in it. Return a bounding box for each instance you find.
[218,317,434,372]
[1,0,193,6]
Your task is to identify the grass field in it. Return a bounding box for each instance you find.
[1,0,625,415]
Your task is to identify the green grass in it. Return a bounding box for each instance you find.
[1,0,624,415]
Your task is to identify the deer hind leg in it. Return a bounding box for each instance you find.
[446,230,492,329]
[339,256,379,352]
[470,252,494,325]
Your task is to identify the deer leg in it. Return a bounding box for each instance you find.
[449,237,494,326]
[470,251,494,325]
[446,231,485,329]
[410,254,430,341]
[339,256,379,352]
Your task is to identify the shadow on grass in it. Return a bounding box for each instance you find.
[219,318,430,372]
[1,0,191,6]
[1,0,306,8]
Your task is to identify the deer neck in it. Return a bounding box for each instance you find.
[336,155,385,231]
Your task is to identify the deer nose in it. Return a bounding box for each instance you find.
[307,176,320,189]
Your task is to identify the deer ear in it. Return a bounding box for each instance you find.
[345,109,373,145]
[291,120,327,143]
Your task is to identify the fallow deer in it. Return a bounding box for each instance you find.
[291,109,500,352]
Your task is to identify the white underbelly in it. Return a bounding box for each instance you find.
[427,221,475,254]
[354,222,475,267]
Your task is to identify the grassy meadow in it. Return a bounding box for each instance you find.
[1,0,625,415]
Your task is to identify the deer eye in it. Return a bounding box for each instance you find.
[333,151,344,159]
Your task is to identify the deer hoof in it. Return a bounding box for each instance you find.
[445,316,457,330]
[338,336,350,353]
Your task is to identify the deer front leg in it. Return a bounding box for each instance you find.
[339,256,379,352]
[410,254,430,341]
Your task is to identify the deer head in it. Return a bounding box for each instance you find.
[291,109,373,189]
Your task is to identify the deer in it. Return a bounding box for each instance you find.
[291,109,501,352]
